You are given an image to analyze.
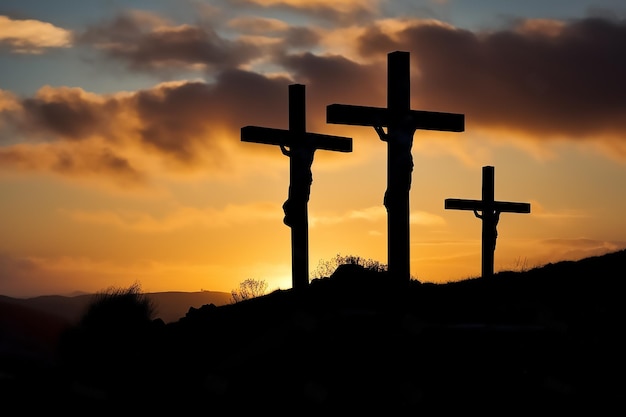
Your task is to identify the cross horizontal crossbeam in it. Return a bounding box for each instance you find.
[445,198,530,213]
[327,104,464,132]
[241,126,352,152]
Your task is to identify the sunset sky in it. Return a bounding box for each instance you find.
[2,0,626,297]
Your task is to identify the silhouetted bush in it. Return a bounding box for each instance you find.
[79,282,156,328]
[58,282,162,403]
[311,253,388,279]
[231,278,268,303]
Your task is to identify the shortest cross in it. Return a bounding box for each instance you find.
[241,84,353,291]
[445,166,530,279]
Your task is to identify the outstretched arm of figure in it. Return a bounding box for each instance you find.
[374,126,388,142]
[473,210,482,219]
[280,145,291,157]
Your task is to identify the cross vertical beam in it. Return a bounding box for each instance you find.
[387,51,411,286]
[327,51,464,285]
[481,166,496,279]
[242,84,353,290]
[445,166,531,279]
[288,84,308,290]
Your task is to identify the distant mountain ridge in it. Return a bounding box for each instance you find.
[0,290,232,366]
[1,290,232,325]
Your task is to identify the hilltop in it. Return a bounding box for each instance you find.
[2,250,625,414]
[165,249,624,413]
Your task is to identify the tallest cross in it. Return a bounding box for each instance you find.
[327,51,465,284]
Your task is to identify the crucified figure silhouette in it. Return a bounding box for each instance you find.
[474,209,501,251]
[374,115,416,211]
[280,144,315,228]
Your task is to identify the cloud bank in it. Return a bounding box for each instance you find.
[2,11,626,187]
[357,17,626,141]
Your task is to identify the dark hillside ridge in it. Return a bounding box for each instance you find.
[4,250,625,414]
[164,250,625,413]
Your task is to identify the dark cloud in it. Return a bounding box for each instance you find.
[357,17,626,139]
[21,88,120,140]
[208,68,292,127]
[53,147,145,185]
[1,68,294,182]
[131,71,292,162]
[279,52,385,102]
[79,12,262,72]
[0,145,146,186]
[283,26,321,49]
[132,82,217,162]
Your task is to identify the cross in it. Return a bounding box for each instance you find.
[445,165,531,279]
[241,84,353,291]
[326,51,464,285]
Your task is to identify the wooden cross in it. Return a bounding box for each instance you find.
[326,51,464,285]
[445,165,531,279]
[241,84,353,291]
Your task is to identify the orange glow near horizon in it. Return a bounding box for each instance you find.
[2,116,625,297]
[2,7,626,298]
